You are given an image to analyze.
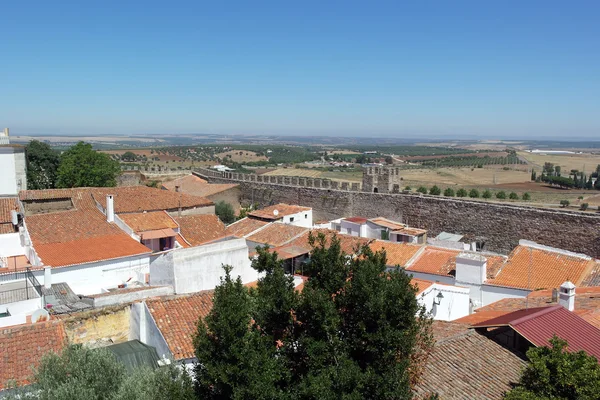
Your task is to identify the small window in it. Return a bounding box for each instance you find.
[290,217,295,222]
[346,228,352,234]
[305,214,308,219]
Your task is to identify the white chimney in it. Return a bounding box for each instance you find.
[558,281,576,311]
[106,195,115,223]
[455,253,487,285]
[44,266,52,289]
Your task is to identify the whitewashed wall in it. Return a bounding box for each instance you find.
[417,283,470,321]
[282,210,313,228]
[0,149,17,195]
[0,233,24,257]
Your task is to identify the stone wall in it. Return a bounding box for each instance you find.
[62,305,131,347]
[193,168,600,257]
[117,171,142,187]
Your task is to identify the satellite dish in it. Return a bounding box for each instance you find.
[31,308,50,324]
[273,209,279,216]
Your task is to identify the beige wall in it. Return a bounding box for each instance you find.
[62,305,131,347]
[207,187,242,213]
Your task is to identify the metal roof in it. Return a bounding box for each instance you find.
[474,305,600,360]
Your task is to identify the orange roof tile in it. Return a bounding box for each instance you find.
[286,229,370,256]
[246,223,308,247]
[146,292,214,360]
[162,175,238,197]
[454,311,512,325]
[0,197,18,224]
[249,203,311,220]
[34,234,151,267]
[0,223,14,234]
[174,214,226,246]
[225,217,270,237]
[486,245,595,290]
[392,227,428,236]
[369,240,422,267]
[119,211,178,233]
[412,278,435,295]
[407,247,461,277]
[93,186,213,213]
[0,320,68,389]
[368,217,405,230]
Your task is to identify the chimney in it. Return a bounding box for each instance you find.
[175,185,180,192]
[44,266,52,289]
[552,288,559,302]
[455,253,487,286]
[558,281,576,311]
[106,195,115,223]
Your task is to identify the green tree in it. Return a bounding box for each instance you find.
[121,151,137,162]
[560,199,570,208]
[56,142,121,188]
[456,188,468,197]
[531,170,537,181]
[496,191,507,199]
[509,192,519,200]
[6,344,194,400]
[543,162,555,176]
[417,186,428,194]
[469,189,480,198]
[522,192,531,201]
[555,165,561,177]
[429,185,441,195]
[443,188,455,197]
[581,203,589,211]
[384,156,394,165]
[25,140,61,189]
[504,337,600,400]
[215,201,236,224]
[404,186,412,191]
[482,189,492,199]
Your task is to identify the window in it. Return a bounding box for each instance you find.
[290,217,295,222]
[346,228,352,234]
[305,214,307,219]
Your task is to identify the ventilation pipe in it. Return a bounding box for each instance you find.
[106,195,115,223]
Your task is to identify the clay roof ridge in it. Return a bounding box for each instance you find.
[240,220,273,238]
[433,326,476,345]
[510,305,563,326]
[404,245,429,268]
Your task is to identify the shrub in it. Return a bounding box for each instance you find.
[429,185,441,195]
[581,203,589,211]
[578,196,584,200]
[560,200,570,208]
[469,189,480,198]
[456,188,468,197]
[215,201,236,224]
[496,191,507,199]
[443,188,455,197]
[482,190,492,199]
[417,186,428,194]
[522,192,531,201]
[404,186,411,191]
[509,192,519,200]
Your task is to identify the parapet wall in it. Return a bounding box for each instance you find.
[193,168,600,257]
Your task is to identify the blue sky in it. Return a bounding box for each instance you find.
[1,1,598,138]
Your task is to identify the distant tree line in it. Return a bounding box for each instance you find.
[412,185,530,201]
[534,162,600,190]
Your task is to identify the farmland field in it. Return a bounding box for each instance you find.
[101,149,185,161]
[518,151,600,174]
[216,150,268,162]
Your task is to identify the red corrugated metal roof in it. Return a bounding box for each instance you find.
[474,305,600,360]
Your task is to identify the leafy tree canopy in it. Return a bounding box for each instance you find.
[215,201,236,224]
[194,234,434,399]
[504,337,600,400]
[56,142,121,188]
[26,140,61,189]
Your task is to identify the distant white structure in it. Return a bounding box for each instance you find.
[212,165,235,172]
[0,128,27,195]
[528,149,576,155]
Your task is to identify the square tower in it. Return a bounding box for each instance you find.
[362,166,401,193]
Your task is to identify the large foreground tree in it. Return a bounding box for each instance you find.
[25,140,61,189]
[194,233,433,399]
[56,142,121,188]
[504,337,600,400]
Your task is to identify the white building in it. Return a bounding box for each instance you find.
[0,128,27,195]
[248,203,312,228]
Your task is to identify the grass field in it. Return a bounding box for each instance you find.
[101,149,185,161]
[518,151,600,174]
[216,150,268,162]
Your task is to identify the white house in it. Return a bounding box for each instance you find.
[413,278,470,321]
[0,128,27,195]
[248,203,312,228]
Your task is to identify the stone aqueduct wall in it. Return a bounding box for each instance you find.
[194,168,600,257]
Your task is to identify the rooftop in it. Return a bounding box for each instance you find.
[162,175,238,197]
[119,211,178,233]
[93,186,213,213]
[406,247,461,277]
[474,305,600,360]
[0,197,18,224]
[392,226,428,236]
[486,244,596,290]
[146,291,213,360]
[0,320,68,389]
[414,331,525,400]
[369,240,422,267]
[286,229,370,256]
[368,217,405,230]
[174,214,226,246]
[248,203,311,221]
[224,217,270,237]
[246,223,308,247]
[343,216,368,224]
[411,278,434,295]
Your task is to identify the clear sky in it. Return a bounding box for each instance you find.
[1,1,598,138]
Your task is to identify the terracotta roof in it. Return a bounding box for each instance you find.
[119,211,178,233]
[92,186,213,213]
[369,240,422,267]
[343,216,368,224]
[225,217,270,237]
[368,217,404,230]
[486,245,595,290]
[246,223,308,247]
[267,244,312,260]
[0,223,14,234]
[0,197,18,224]
[414,331,525,399]
[474,305,600,360]
[162,175,238,197]
[286,229,370,256]
[146,292,214,360]
[582,262,600,286]
[34,234,151,267]
[0,320,68,389]
[174,214,226,246]
[407,247,461,277]
[392,227,428,236]
[431,320,471,341]
[248,203,310,220]
[412,278,434,295]
[454,310,512,325]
